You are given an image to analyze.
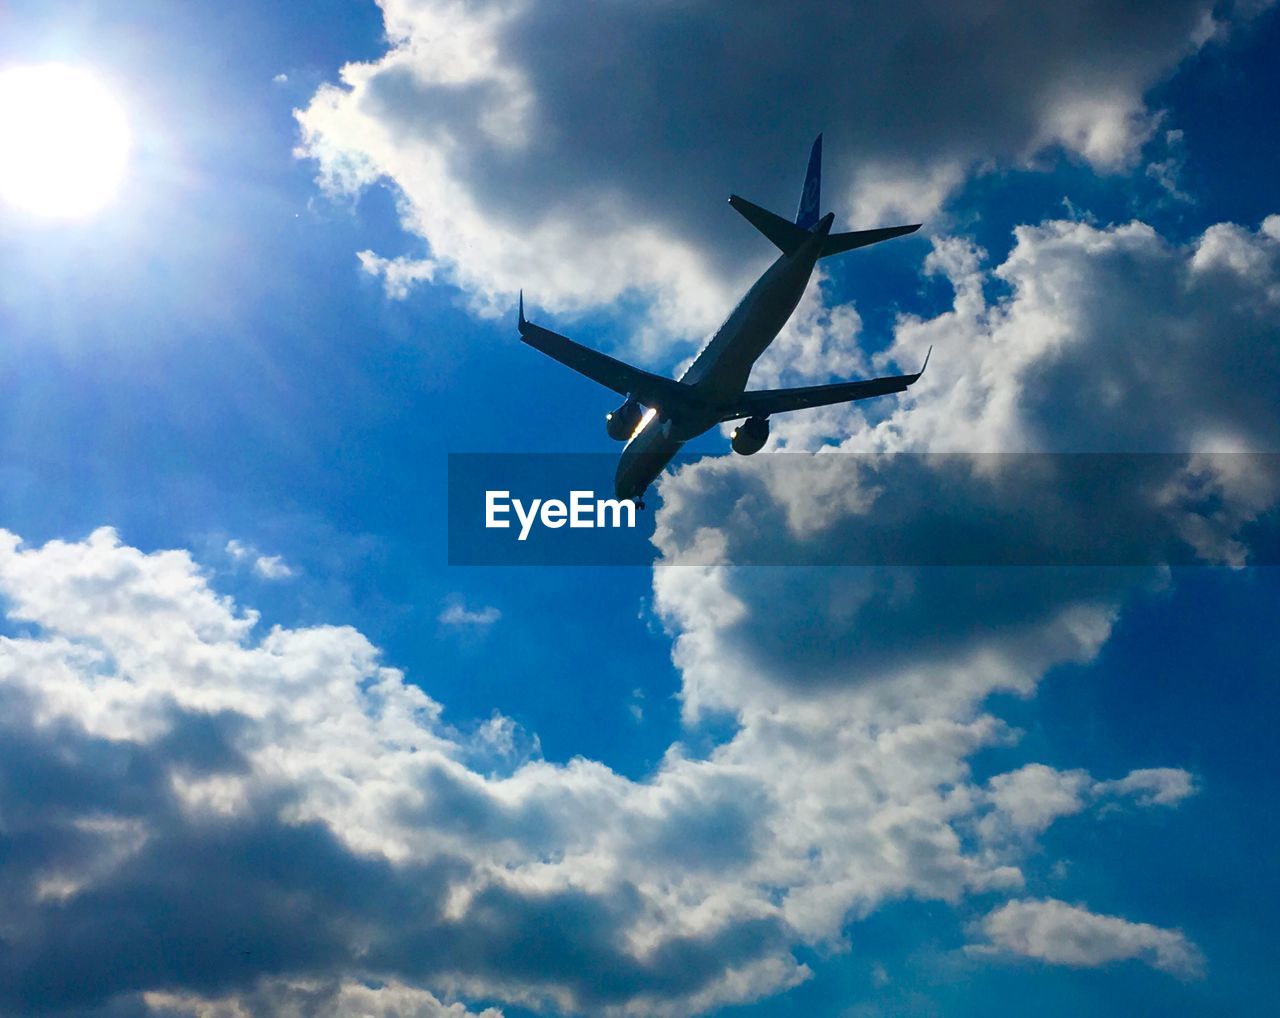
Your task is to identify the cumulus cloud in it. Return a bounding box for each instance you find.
[976,763,1196,848]
[0,526,1198,1016]
[628,211,1275,1004]
[296,0,1263,340]
[16,51,1280,1009]
[0,4,1265,1015]
[146,979,502,1018]
[867,215,1280,456]
[980,765,1095,841]
[972,899,1205,979]
[652,213,1280,719]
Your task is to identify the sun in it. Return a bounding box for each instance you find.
[0,63,131,220]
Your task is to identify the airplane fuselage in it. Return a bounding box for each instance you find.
[517,135,923,505]
[613,215,833,501]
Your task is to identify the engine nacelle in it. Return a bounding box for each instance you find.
[606,398,644,441]
[731,416,769,456]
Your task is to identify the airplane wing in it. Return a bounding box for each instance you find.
[518,295,692,410]
[718,349,930,422]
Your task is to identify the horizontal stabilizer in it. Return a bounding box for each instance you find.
[719,349,931,421]
[821,222,921,258]
[517,297,693,411]
[729,195,809,254]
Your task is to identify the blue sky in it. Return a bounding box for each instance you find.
[0,2,1277,1016]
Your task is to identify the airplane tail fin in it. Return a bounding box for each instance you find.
[795,133,822,229]
[730,133,922,256]
[727,133,824,254]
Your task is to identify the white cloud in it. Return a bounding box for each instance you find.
[1095,767,1198,807]
[0,6,1267,1015]
[439,596,501,627]
[0,528,813,1013]
[226,538,295,580]
[863,216,1280,456]
[295,0,1258,341]
[637,210,1275,1003]
[145,979,503,1018]
[1145,128,1193,203]
[5,201,1275,1012]
[977,764,1197,847]
[252,554,294,580]
[359,248,438,299]
[0,523,1203,1015]
[980,764,1094,841]
[972,898,1205,979]
[628,687,644,724]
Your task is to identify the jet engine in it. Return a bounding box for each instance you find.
[606,398,644,441]
[731,416,769,455]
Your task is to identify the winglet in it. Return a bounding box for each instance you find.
[518,290,526,331]
[917,345,932,377]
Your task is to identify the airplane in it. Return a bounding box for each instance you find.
[517,134,930,508]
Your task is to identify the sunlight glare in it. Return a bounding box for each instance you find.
[0,63,131,219]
